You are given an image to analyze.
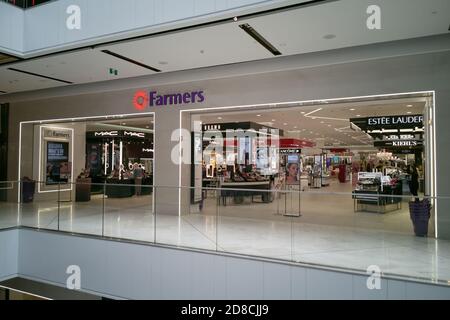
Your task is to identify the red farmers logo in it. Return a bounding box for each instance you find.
[133,91,148,111]
[133,89,205,111]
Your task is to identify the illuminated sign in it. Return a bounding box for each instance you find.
[203,124,221,131]
[124,131,145,138]
[367,115,423,126]
[374,140,423,148]
[133,90,205,110]
[94,131,119,137]
[384,134,416,140]
[43,129,70,139]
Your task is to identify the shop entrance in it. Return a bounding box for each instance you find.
[184,92,436,237]
[17,113,155,234]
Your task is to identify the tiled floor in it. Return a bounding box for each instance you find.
[0,181,448,284]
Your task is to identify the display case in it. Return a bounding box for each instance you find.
[352,172,402,213]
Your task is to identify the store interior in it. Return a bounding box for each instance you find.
[19,115,155,202]
[190,96,433,235]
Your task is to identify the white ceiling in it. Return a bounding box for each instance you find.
[1,0,449,94]
[194,97,426,147]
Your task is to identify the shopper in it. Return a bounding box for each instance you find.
[133,163,144,196]
[409,164,419,201]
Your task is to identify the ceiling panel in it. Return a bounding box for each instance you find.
[8,49,154,85]
[251,0,450,56]
[0,68,67,93]
[1,0,449,94]
[99,21,272,73]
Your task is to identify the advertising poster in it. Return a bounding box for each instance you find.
[46,141,70,185]
[285,154,300,185]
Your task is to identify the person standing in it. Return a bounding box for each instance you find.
[409,164,419,201]
[133,163,144,196]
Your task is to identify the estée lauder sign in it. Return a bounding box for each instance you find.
[367,115,423,126]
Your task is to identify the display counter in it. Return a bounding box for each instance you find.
[352,183,402,213]
[105,177,152,198]
[321,173,330,186]
[75,178,91,202]
[219,180,273,205]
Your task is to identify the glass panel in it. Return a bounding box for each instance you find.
[57,181,103,236]
[20,180,59,231]
[0,181,20,229]
[103,182,154,242]
[155,186,216,251]
[216,187,293,261]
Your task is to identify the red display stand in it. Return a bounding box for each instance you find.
[338,164,347,183]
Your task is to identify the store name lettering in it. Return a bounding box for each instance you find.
[94,131,118,137]
[124,131,145,138]
[133,90,205,110]
[203,124,221,131]
[45,130,70,139]
[368,115,423,126]
[392,140,418,147]
[385,134,415,140]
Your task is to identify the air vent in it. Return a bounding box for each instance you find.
[7,68,73,84]
[101,50,161,72]
[239,23,281,56]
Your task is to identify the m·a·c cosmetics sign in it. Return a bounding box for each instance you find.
[133,89,205,110]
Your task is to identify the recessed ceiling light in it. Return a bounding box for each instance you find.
[323,34,336,40]
[218,117,222,120]
[294,126,297,129]
[320,121,325,124]
[407,104,413,107]
[350,108,356,111]
[283,123,288,126]
[146,126,150,129]
[301,112,305,114]
[256,114,261,117]
[121,123,126,125]
[271,119,276,122]
[407,111,412,114]
[356,115,361,117]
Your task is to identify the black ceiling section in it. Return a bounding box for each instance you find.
[7,67,74,84]
[239,23,282,56]
[101,50,161,72]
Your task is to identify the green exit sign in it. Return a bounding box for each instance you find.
[109,68,118,75]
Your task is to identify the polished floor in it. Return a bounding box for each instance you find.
[0,181,448,284]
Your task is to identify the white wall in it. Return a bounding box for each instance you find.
[22,0,301,57]
[0,229,18,281]
[15,228,450,299]
[0,2,24,56]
